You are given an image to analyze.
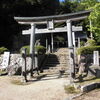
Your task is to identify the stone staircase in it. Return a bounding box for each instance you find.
[43,48,70,74]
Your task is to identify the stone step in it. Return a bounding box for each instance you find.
[43,68,70,74]
[42,48,70,74]
[46,63,68,65]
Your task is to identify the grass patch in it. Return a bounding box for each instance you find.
[11,77,30,85]
[11,80,24,85]
[64,85,80,94]
[11,79,30,85]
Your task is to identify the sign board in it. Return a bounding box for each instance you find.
[93,51,99,66]
[1,52,10,68]
[47,20,54,30]
[72,32,75,46]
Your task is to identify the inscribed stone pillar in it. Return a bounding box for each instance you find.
[93,51,99,66]
[66,20,75,80]
[66,20,73,48]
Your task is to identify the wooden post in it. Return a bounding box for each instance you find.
[46,38,48,53]
[30,23,35,77]
[66,20,75,82]
[35,51,39,75]
[22,48,27,82]
[78,37,80,48]
[51,33,54,53]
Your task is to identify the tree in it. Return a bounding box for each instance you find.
[0,0,60,50]
[59,0,80,14]
[80,0,97,9]
[89,3,100,43]
[74,0,100,44]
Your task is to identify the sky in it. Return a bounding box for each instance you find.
[59,0,100,2]
[59,0,65,2]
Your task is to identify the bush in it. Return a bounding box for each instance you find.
[20,45,46,55]
[77,46,100,55]
[20,45,30,56]
[80,41,85,47]
[0,47,8,54]
[86,39,97,46]
[35,45,46,55]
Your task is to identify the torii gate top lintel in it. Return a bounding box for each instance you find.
[14,10,91,24]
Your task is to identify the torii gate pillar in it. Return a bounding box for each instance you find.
[66,20,75,81]
[30,23,35,77]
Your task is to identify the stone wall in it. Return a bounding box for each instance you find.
[0,53,46,75]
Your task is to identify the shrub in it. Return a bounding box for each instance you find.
[35,45,46,55]
[77,46,100,55]
[20,45,30,56]
[86,39,97,46]
[80,41,85,47]
[20,45,46,55]
[0,47,8,54]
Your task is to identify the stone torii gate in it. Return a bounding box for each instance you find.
[14,10,91,79]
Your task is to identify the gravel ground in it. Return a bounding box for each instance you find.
[0,75,71,100]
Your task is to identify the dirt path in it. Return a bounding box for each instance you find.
[0,75,70,100]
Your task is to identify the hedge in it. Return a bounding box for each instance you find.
[77,46,100,55]
[0,47,8,54]
[86,39,97,46]
[35,45,46,54]
[20,45,46,55]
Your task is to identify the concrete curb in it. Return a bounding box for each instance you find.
[81,82,100,92]
[65,82,100,100]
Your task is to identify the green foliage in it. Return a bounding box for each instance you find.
[55,36,65,42]
[86,39,97,46]
[0,47,8,54]
[80,0,97,9]
[20,45,30,56]
[20,45,46,55]
[35,45,46,55]
[77,46,100,55]
[89,3,100,43]
[73,0,100,44]
[80,41,85,47]
[78,0,100,43]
